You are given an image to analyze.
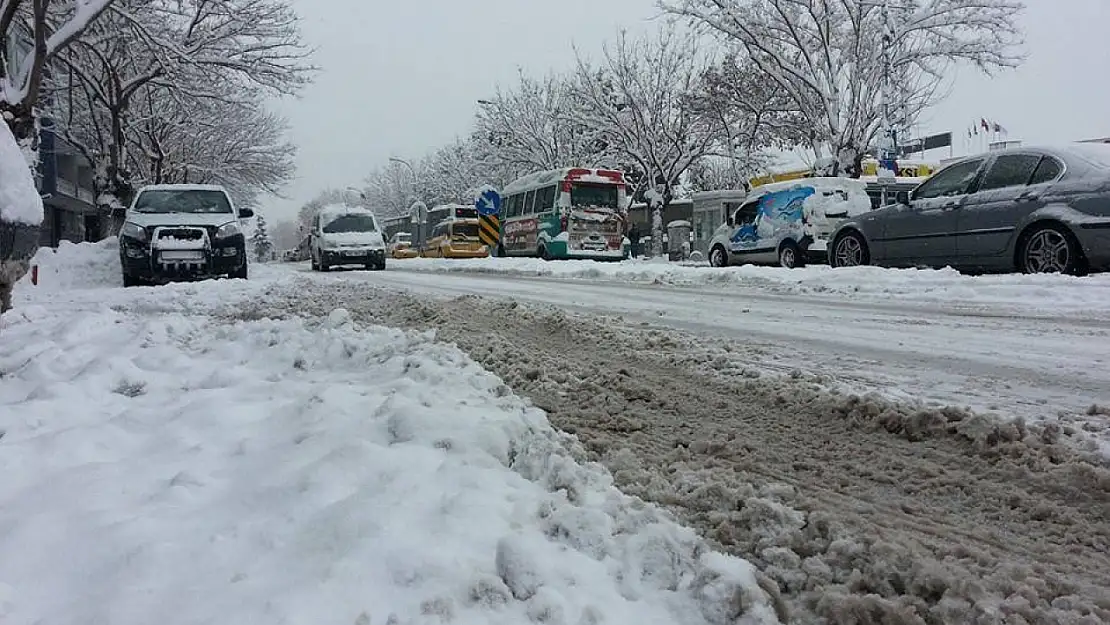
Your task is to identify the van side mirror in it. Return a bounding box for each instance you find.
[895,191,910,206]
[239,207,254,219]
[727,217,734,227]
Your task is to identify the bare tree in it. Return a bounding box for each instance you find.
[0,0,113,151]
[1,0,116,312]
[472,70,609,186]
[363,159,421,217]
[126,86,296,211]
[296,188,348,234]
[687,50,804,187]
[269,218,302,252]
[664,0,1024,175]
[418,137,487,206]
[569,26,715,256]
[49,0,312,215]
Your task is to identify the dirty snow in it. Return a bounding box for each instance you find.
[277,282,1110,625]
[0,122,44,225]
[389,257,1110,318]
[0,241,783,625]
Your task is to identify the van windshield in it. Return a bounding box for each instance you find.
[323,214,377,233]
[133,189,233,214]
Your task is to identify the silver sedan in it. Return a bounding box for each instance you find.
[828,144,1110,274]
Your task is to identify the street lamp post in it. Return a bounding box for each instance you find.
[389,157,424,245]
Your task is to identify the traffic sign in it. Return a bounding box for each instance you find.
[475,186,501,217]
[474,186,501,250]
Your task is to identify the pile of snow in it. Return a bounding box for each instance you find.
[0,122,43,226]
[393,257,1110,317]
[0,302,782,624]
[15,238,120,294]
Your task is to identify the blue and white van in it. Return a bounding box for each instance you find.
[707,177,871,268]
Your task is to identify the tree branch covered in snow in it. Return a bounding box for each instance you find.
[296,187,349,234]
[568,26,715,254]
[125,85,296,211]
[1,0,114,149]
[662,0,1025,174]
[471,71,610,186]
[569,27,715,203]
[46,0,312,211]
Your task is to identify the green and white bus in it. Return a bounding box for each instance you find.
[497,167,630,260]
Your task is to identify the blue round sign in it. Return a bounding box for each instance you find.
[475,187,501,217]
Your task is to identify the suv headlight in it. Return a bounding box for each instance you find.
[216,222,241,239]
[121,222,147,242]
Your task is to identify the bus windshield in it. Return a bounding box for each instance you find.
[451,222,479,239]
[570,183,619,209]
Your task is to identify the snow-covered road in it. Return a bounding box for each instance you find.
[7,243,1110,625]
[294,262,1110,427]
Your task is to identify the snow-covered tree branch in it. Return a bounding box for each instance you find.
[47,0,313,214]
[472,70,610,186]
[568,26,715,255]
[1,0,113,152]
[663,0,1024,174]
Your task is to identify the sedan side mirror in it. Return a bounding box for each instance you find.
[239,207,255,219]
[895,191,910,206]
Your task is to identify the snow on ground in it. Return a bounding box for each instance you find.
[393,257,1110,318]
[0,242,782,625]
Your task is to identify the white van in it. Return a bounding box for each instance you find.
[707,178,871,268]
[309,205,387,271]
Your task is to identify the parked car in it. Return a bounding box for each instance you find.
[420,217,489,259]
[118,184,253,286]
[828,144,1110,274]
[309,205,386,271]
[708,177,872,268]
[388,232,419,259]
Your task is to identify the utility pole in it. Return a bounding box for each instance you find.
[864,0,910,174]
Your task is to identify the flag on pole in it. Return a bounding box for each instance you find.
[992,122,1007,135]
[980,118,990,132]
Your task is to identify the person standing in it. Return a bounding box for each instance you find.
[627,223,641,258]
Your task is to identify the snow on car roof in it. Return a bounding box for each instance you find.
[318,204,377,225]
[503,167,625,196]
[137,184,230,193]
[751,176,868,197]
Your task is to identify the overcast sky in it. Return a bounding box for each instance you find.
[265,0,1109,222]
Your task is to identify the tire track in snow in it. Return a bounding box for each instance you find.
[258,279,1110,625]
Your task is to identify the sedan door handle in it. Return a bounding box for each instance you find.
[1016,191,1040,202]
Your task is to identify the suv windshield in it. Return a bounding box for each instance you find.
[133,189,233,214]
[323,214,377,233]
[570,183,618,209]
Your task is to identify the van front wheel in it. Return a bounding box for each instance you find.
[779,241,805,269]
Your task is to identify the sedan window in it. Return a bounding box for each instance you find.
[913,158,985,199]
[1029,157,1063,185]
[979,154,1043,191]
